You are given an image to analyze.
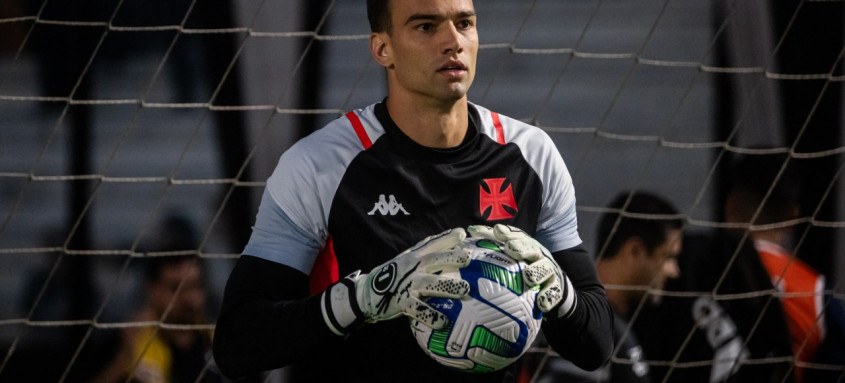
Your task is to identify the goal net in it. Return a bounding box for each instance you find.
[0,0,842,382]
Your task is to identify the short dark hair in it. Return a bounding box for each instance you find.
[144,255,196,284]
[142,214,199,283]
[367,0,391,32]
[725,152,801,225]
[597,191,683,259]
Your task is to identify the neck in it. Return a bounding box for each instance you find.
[750,229,791,249]
[385,93,469,148]
[596,259,631,317]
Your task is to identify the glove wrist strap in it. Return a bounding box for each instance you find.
[321,271,365,336]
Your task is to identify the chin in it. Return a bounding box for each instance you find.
[440,86,470,101]
[649,294,663,306]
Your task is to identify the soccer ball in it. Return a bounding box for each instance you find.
[410,237,543,373]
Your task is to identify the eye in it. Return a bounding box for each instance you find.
[416,23,433,32]
[457,19,473,29]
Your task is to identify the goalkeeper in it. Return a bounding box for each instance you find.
[212,0,613,381]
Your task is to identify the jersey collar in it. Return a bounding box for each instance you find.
[374,100,481,164]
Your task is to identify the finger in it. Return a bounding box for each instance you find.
[523,257,557,286]
[410,274,470,299]
[417,247,471,271]
[536,279,563,313]
[492,224,530,241]
[502,238,545,262]
[403,297,450,330]
[467,225,495,240]
[408,228,467,256]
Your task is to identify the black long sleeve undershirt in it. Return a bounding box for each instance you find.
[212,256,338,378]
[544,245,614,371]
[213,246,613,379]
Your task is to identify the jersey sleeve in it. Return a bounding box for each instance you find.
[476,106,581,252]
[242,140,326,274]
[215,108,378,379]
[243,110,372,273]
[243,188,324,274]
[531,138,581,253]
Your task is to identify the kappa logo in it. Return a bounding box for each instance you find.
[479,178,518,221]
[367,194,410,216]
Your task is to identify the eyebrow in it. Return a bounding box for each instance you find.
[404,10,477,26]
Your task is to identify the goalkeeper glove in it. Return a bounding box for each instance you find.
[467,224,577,319]
[321,228,471,336]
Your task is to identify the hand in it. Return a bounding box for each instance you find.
[467,224,577,319]
[321,228,471,336]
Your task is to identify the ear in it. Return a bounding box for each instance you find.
[370,32,394,69]
[620,237,646,260]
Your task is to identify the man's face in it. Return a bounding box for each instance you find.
[376,0,478,104]
[634,229,682,301]
[149,260,206,325]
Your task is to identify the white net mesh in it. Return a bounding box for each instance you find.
[0,0,842,381]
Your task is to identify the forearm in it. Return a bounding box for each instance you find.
[542,246,614,370]
[543,286,613,369]
[212,256,339,378]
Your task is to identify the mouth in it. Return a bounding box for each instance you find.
[437,61,469,81]
[438,60,468,73]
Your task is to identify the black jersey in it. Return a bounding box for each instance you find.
[213,101,612,382]
[633,232,795,382]
[244,101,581,285]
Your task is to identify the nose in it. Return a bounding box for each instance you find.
[183,286,206,309]
[441,23,463,55]
[663,258,680,279]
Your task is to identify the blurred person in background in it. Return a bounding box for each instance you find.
[534,191,683,382]
[637,153,844,382]
[721,154,843,382]
[94,216,223,383]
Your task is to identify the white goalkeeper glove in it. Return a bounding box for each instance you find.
[467,224,577,319]
[321,228,471,336]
